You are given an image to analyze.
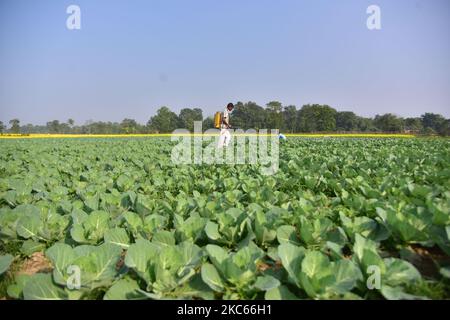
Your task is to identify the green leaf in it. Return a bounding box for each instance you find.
[84,210,109,233]
[331,259,362,294]
[152,230,176,247]
[354,234,385,273]
[84,195,99,211]
[90,243,122,281]
[440,266,450,279]
[325,241,344,259]
[104,228,130,248]
[265,285,299,300]
[125,239,158,271]
[23,274,68,300]
[301,250,331,277]
[276,225,300,245]
[174,274,215,300]
[340,213,389,242]
[73,245,96,257]
[201,263,225,292]
[0,254,14,275]
[205,244,228,272]
[122,211,142,231]
[7,274,31,299]
[205,221,220,240]
[16,214,44,240]
[20,240,46,256]
[70,225,87,243]
[136,289,162,300]
[176,216,206,242]
[278,243,305,285]
[135,195,152,215]
[73,243,122,289]
[300,251,335,297]
[254,275,281,291]
[71,209,88,225]
[103,278,146,300]
[178,241,203,268]
[361,249,385,275]
[125,239,159,284]
[67,290,84,300]
[383,258,421,287]
[381,285,429,300]
[46,243,77,286]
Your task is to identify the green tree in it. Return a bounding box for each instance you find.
[60,122,71,134]
[46,120,61,133]
[298,104,337,132]
[147,107,180,133]
[21,123,35,134]
[356,117,376,132]
[442,119,450,136]
[336,111,358,131]
[67,119,75,133]
[230,101,246,129]
[422,126,436,135]
[265,101,283,130]
[0,121,5,134]
[232,101,267,130]
[82,121,121,134]
[202,117,214,129]
[9,119,20,133]
[404,118,423,133]
[373,114,404,132]
[179,108,203,132]
[282,105,297,133]
[121,119,138,134]
[421,113,446,135]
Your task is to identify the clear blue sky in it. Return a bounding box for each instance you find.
[1,0,449,125]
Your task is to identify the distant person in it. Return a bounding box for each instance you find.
[218,103,234,148]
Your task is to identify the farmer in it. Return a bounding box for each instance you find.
[218,103,234,148]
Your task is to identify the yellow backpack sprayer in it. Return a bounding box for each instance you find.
[214,112,223,129]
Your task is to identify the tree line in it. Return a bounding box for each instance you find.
[1,102,449,136]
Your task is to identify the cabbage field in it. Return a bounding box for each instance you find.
[0,137,449,300]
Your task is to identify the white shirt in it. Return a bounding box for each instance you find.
[221,108,230,129]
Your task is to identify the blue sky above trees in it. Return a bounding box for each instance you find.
[1,0,449,124]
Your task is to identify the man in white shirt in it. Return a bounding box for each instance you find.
[218,103,234,148]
